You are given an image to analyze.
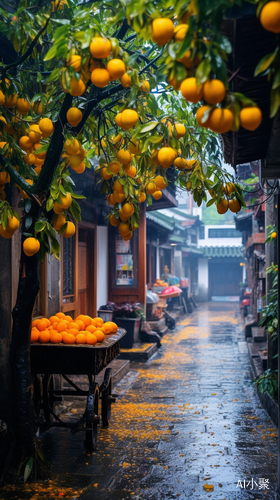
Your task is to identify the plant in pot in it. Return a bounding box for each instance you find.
[107,302,144,348]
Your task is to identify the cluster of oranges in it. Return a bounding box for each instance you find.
[209,182,241,214]
[31,312,118,345]
[150,17,263,134]
[63,135,87,174]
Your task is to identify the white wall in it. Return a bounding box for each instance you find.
[96,226,108,310]
[198,225,242,247]
[198,257,209,301]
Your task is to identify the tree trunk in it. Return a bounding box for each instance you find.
[10,244,40,460]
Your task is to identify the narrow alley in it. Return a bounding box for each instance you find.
[37,303,278,500]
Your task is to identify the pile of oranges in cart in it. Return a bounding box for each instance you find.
[31,313,118,345]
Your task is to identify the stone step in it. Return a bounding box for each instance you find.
[244,316,258,339]
[251,327,265,342]
[118,342,158,361]
[247,340,267,357]
[258,350,268,371]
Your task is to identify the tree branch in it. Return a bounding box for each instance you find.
[2,13,52,71]
[34,93,73,194]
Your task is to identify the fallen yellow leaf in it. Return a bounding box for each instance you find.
[203,483,214,492]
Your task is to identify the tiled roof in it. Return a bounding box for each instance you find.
[169,234,186,244]
[146,212,174,231]
[202,246,244,258]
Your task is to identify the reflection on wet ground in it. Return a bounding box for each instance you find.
[0,303,277,499]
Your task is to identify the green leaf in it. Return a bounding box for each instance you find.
[23,457,33,483]
[139,121,158,133]
[195,59,212,86]
[69,199,81,222]
[50,235,60,259]
[255,50,277,76]
[44,44,57,62]
[46,197,54,212]
[206,198,216,207]
[25,216,33,230]
[33,143,49,155]
[24,199,31,213]
[35,221,46,233]
[270,87,280,118]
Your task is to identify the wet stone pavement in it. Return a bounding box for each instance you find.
[2,302,278,500]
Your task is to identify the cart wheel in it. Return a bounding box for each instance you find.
[85,382,99,452]
[43,374,55,422]
[101,368,114,427]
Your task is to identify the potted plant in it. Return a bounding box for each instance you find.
[105,302,144,348]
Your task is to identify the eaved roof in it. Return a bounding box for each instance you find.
[203,246,244,258]
[146,211,174,231]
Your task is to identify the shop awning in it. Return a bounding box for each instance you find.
[202,246,244,258]
[169,235,186,244]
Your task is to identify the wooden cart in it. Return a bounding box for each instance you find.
[30,328,126,452]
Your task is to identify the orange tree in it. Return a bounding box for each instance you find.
[0,0,257,480]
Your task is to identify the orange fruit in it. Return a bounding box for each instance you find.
[32,319,39,328]
[152,190,162,200]
[64,138,80,155]
[56,320,69,332]
[177,49,195,69]
[113,179,125,194]
[260,1,280,33]
[91,68,110,88]
[89,37,112,59]
[73,161,86,174]
[174,24,188,41]
[102,323,113,334]
[6,215,19,232]
[109,214,120,226]
[76,333,87,344]
[69,78,86,97]
[239,107,262,131]
[92,317,103,327]
[19,136,34,151]
[180,77,203,104]
[120,73,132,87]
[152,18,174,45]
[272,231,277,239]
[67,54,81,71]
[31,329,39,342]
[75,319,85,330]
[67,329,79,337]
[202,79,226,105]
[53,213,66,231]
[86,325,97,334]
[68,321,80,330]
[56,312,65,319]
[83,315,93,327]
[154,175,167,189]
[229,198,241,213]
[86,334,97,345]
[0,90,5,106]
[216,198,229,214]
[38,118,54,138]
[196,105,211,128]
[29,124,42,143]
[33,142,47,159]
[141,81,150,92]
[33,101,44,114]
[122,231,132,241]
[175,123,186,139]
[157,147,176,168]
[23,237,40,257]
[208,108,234,134]
[106,59,126,80]
[138,191,146,203]
[107,321,118,333]
[94,329,105,342]
[44,318,51,327]
[4,94,18,108]
[66,107,83,127]
[120,109,138,129]
[38,330,50,343]
[146,181,157,194]
[50,332,63,343]
[115,113,123,127]
[64,315,73,322]
[63,221,76,238]
[108,161,121,174]
[127,166,136,178]
[118,222,130,236]
[117,149,132,165]
[16,98,31,114]
[122,203,134,217]
[63,333,75,344]
[0,225,13,240]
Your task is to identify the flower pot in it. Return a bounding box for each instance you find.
[97,310,114,322]
[114,317,141,348]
